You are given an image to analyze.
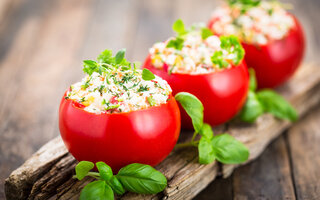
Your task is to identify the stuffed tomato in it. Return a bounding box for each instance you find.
[143,22,249,128]
[208,0,305,88]
[59,50,180,172]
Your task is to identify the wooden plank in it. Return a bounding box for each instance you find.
[222,63,320,178]
[287,106,320,200]
[232,136,296,200]
[4,63,320,200]
[194,175,233,200]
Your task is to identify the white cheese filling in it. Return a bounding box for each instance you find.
[210,1,295,45]
[149,32,236,75]
[66,69,172,114]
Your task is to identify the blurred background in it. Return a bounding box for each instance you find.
[0,0,319,199]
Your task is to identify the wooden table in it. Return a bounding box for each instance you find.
[1,0,319,199]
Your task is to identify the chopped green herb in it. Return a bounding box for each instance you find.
[137,85,149,92]
[166,37,184,50]
[201,27,213,40]
[147,96,156,106]
[105,104,120,111]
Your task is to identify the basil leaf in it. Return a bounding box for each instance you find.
[211,134,249,164]
[115,49,126,64]
[172,19,186,36]
[97,49,114,64]
[142,68,155,81]
[248,68,257,91]
[96,162,113,181]
[166,37,184,50]
[257,89,298,121]
[198,137,215,164]
[201,27,213,40]
[239,91,264,123]
[116,163,167,194]
[175,92,204,133]
[83,60,99,75]
[108,176,126,195]
[75,161,94,180]
[80,180,114,200]
[199,123,213,139]
[211,51,229,69]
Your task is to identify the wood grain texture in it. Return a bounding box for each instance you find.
[222,63,320,178]
[4,63,320,200]
[286,106,320,200]
[1,0,320,199]
[232,136,296,200]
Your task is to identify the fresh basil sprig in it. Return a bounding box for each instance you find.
[227,0,261,13]
[211,35,245,68]
[142,68,155,81]
[75,161,167,200]
[175,92,249,164]
[83,49,134,76]
[172,19,187,36]
[239,68,298,123]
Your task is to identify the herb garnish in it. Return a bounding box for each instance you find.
[75,161,167,200]
[211,35,245,68]
[228,0,261,13]
[137,85,149,92]
[175,92,249,164]
[239,68,298,122]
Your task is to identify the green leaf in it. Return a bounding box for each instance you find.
[257,89,298,121]
[211,134,249,164]
[80,180,114,200]
[83,60,99,75]
[96,162,113,181]
[115,49,126,64]
[211,51,229,69]
[198,137,215,164]
[142,68,155,81]
[75,161,94,180]
[108,176,126,195]
[201,27,213,40]
[175,92,204,133]
[97,49,114,64]
[218,35,245,66]
[166,37,184,50]
[116,163,167,194]
[248,68,257,91]
[199,123,214,139]
[239,91,264,123]
[172,19,186,36]
[147,96,156,106]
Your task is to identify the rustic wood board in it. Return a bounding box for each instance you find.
[196,97,320,200]
[4,63,320,200]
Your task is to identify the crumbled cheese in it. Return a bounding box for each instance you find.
[210,1,295,45]
[149,31,234,75]
[66,68,172,114]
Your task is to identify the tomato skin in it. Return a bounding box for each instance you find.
[208,15,305,88]
[59,93,181,172]
[143,55,249,128]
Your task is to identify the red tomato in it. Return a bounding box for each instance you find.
[143,55,249,128]
[59,93,181,172]
[208,14,305,88]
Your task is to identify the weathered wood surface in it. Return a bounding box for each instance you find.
[4,63,320,200]
[1,0,320,199]
[197,100,320,200]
